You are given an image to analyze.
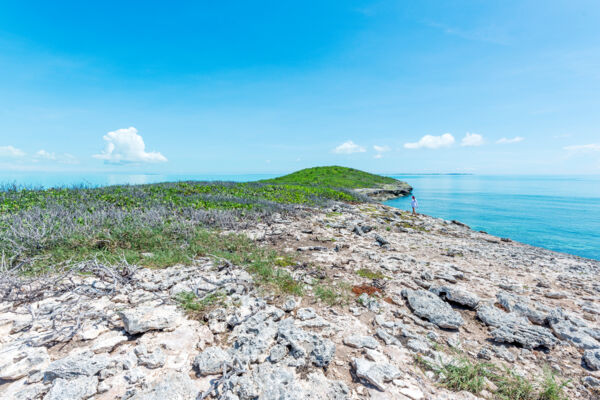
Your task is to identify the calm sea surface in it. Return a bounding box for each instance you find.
[385,175,600,261]
[1,172,598,260]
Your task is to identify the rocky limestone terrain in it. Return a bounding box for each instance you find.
[1,202,599,399]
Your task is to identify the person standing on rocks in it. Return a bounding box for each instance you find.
[411,196,418,215]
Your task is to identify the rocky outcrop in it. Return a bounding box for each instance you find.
[353,182,412,201]
[476,303,558,349]
[401,288,464,329]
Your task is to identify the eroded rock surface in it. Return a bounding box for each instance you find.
[402,289,464,329]
[1,201,599,399]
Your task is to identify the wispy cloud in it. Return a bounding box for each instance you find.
[553,133,572,139]
[404,134,455,149]
[425,21,510,45]
[34,150,79,164]
[332,140,366,154]
[0,145,26,157]
[373,145,390,153]
[373,144,390,158]
[461,132,484,147]
[564,143,600,152]
[496,136,524,144]
[93,127,167,164]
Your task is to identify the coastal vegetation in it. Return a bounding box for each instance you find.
[0,167,385,276]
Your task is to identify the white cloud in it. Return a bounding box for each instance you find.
[404,133,455,149]
[35,150,57,160]
[496,136,524,144]
[461,132,484,147]
[374,154,383,159]
[332,140,366,154]
[373,145,391,153]
[0,145,25,157]
[33,150,79,164]
[93,127,167,164]
[563,143,600,152]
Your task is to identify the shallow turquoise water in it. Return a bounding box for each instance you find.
[1,172,598,260]
[384,175,600,261]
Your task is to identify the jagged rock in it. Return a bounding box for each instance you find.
[399,386,425,400]
[358,293,381,313]
[477,347,492,360]
[407,338,430,354]
[297,246,328,252]
[352,357,402,391]
[283,297,297,312]
[583,376,600,388]
[492,345,516,362]
[374,234,389,246]
[490,324,557,350]
[240,363,296,399]
[119,305,181,334]
[343,335,379,349]
[430,286,480,309]
[134,345,166,369]
[230,309,281,363]
[269,344,288,363]
[296,308,317,320]
[401,289,464,329]
[44,375,98,400]
[44,352,110,382]
[477,303,557,349]
[277,318,335,368]
[90,330,128,353]
[14,384,48,400]
[545,291,568,299]
[194,346,232,376]
[0,345,50,380]
[129,371,198,400]
[376,328,400,345]
[231,363,349,400]
[583,349,600,371]
[496,292,548,325]
[303,371,351,400]
[547,309,600,350]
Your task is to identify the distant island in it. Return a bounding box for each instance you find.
[263,166,413,201]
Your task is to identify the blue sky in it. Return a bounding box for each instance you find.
[1,1,599,175]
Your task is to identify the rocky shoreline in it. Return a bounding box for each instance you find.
[1,202,599,399]
[353,182,413,201]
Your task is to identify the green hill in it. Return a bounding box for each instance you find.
[261,166,401,189]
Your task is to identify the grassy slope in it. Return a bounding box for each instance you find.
[1,167,392,278]
[261,166,400,189]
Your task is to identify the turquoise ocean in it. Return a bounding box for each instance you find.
[1,172,599,261]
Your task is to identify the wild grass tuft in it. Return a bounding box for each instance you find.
[416,355,570,400]
[537,368,569,400]
[356,268,386,280]
[314,281,351,305]
[435,358,494,393]
[494,368,536,400]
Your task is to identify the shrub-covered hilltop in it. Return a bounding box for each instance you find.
[263,166,412,200]
[0,166,406,275]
